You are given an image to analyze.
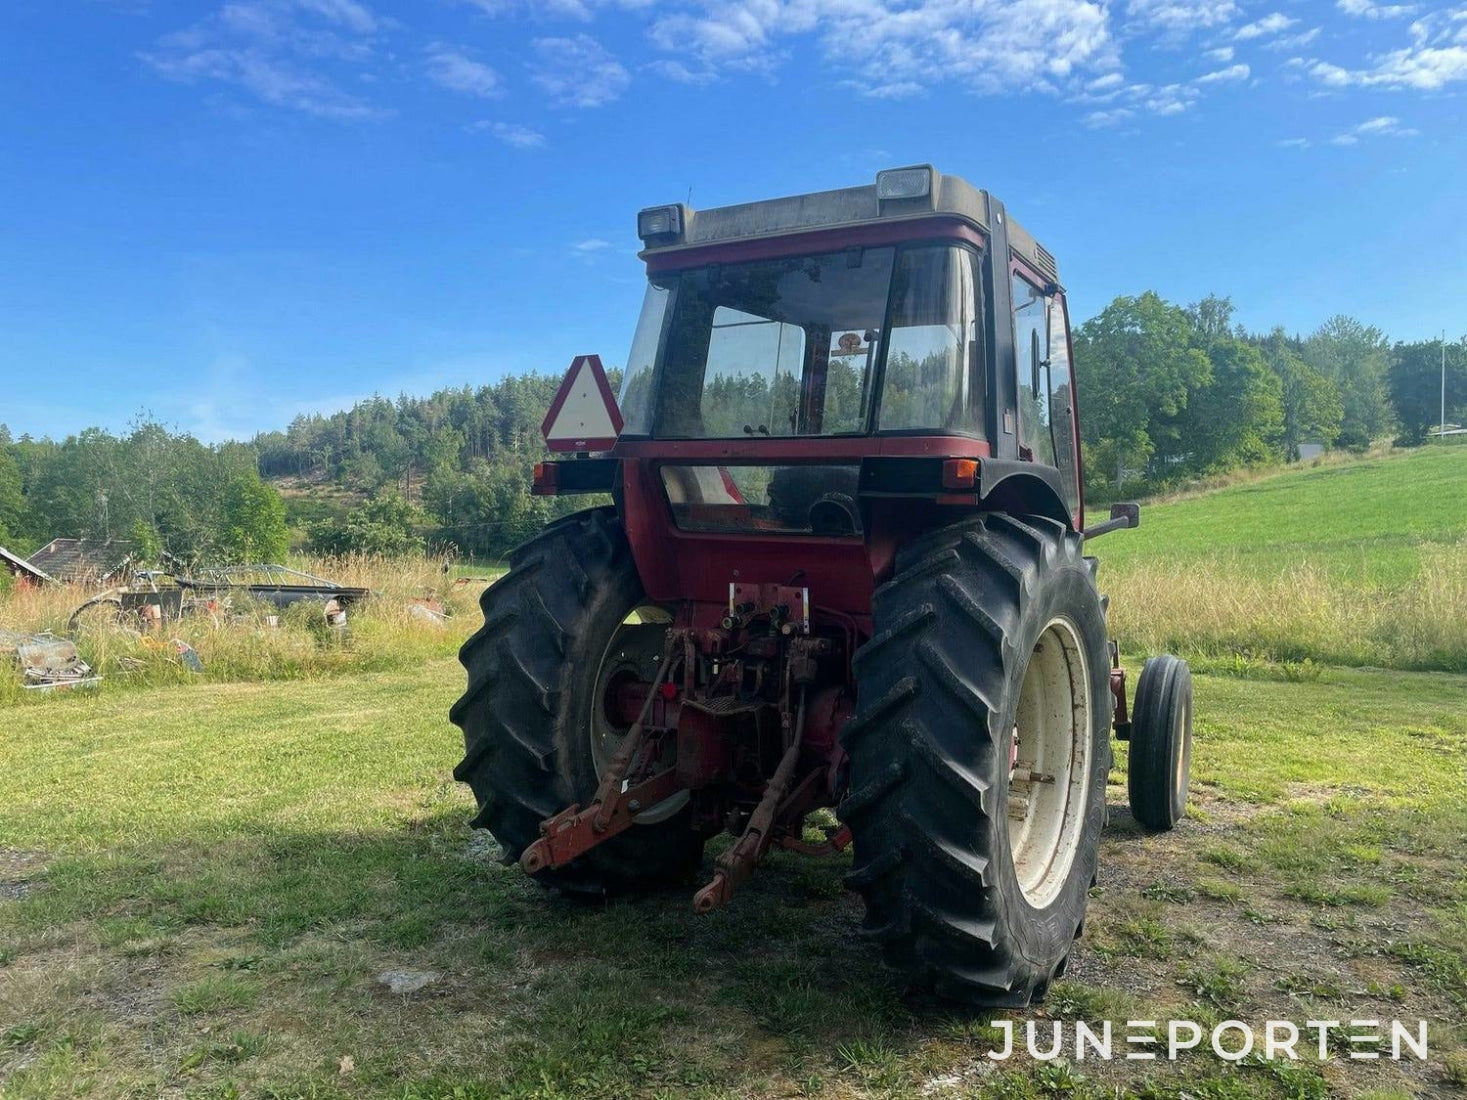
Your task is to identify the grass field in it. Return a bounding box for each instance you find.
[3,449,1466,1098]
[3,665,1465,1097]
[1101,445,1467,672]
[1100,446,1466,583]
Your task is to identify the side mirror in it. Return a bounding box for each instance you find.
[1082,501,1141,541]
[1110,502,1140,529]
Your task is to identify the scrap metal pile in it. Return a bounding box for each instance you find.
[0,631,100,692]
[2,562,375,691]
[67,564,371,631]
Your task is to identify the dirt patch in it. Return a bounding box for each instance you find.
[1058,793,1462,1098]
[0,849,46,904]
[0,849,46,873]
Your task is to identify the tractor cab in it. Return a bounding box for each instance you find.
[614,165,1082,537]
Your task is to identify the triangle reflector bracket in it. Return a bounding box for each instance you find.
[541,354,624,453]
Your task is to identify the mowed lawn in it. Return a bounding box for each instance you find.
[3,658,1464,1099]
[1100,445,1467,585]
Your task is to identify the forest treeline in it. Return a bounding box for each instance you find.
[1076,294,1463,500]
[1,293,1462,564]
[0,424,289,565]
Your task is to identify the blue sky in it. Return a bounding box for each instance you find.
[2,0,1464,441]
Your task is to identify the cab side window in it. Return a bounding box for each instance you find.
[881,246,985,435]
[1047,294,1079,516]
[1012,272,1054,466]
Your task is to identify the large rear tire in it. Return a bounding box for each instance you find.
[449,507,704,895]
[839,513,1111,1006]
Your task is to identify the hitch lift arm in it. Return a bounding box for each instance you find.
[520,642,683,875]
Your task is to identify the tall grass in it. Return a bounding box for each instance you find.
[1103,540,1467,672]
[0,554,497,704]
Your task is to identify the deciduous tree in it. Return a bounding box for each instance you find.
[218,473,290,563]
[1254,329,1343,461]
[1303,316,1393,448]
[1075,291,1212,491]
[1388,338,1466,444]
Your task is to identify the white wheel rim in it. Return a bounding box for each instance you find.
[1008,616,1092,910]
[590,609,689,825]
[1175,690,1192,803]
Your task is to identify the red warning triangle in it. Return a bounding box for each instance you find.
[541,354,624,453]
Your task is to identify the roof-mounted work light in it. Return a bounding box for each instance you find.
[875,165,933,201]
[637,204,685,244]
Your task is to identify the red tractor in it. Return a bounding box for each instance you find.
[450,166,1194,1005]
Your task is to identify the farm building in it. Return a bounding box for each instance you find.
[1,546,52,588]
[25,538,135,585]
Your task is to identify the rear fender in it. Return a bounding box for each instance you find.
[974,459,1076,529]
[858,456,1076,530]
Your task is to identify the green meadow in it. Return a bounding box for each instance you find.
[1102,445,1467,672]
[1101,445,1467,585]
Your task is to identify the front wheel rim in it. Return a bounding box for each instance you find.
[1008,616,1093,909]
[1174,689,1193,807]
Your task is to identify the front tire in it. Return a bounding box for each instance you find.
[839,514,1111,1005]
[449,507,703,895]
[1127,655,1193,832]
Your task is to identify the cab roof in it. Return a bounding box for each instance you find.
[636,165,1058,285]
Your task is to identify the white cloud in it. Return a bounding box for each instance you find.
[1125,0,1240,37]
[532,34,630,106]
[1357,114,1409,133]
[1195,61,1249,81]
[483,0,1321,110]
[850,79,926,99]
[463,0,655,17]
[1281,116,1421,147]
[573,238,612,251]
[1125,81,1200,113]
[1263,27,1321,50]
[1330,115,1419,142]
[1337,0,1416,18]
[469,120,547,147]
[140,0,385,119]
[293,0,380,34]
[1084,106,1136,126]
[648,4,797,64]
[646,0,1120,98]
[1150,85,1198,112]
[1302,2,1467,88]
[425,43,502,97]
[1079,75,1210,115]
[1087,71,1127,91]
[646,58,717,84]
[524,0,596,17]
[1305,59,1352,85]
[1304,44,1467,90]
[1235,12,1297,39]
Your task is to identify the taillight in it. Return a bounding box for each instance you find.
[941,458,979,490]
